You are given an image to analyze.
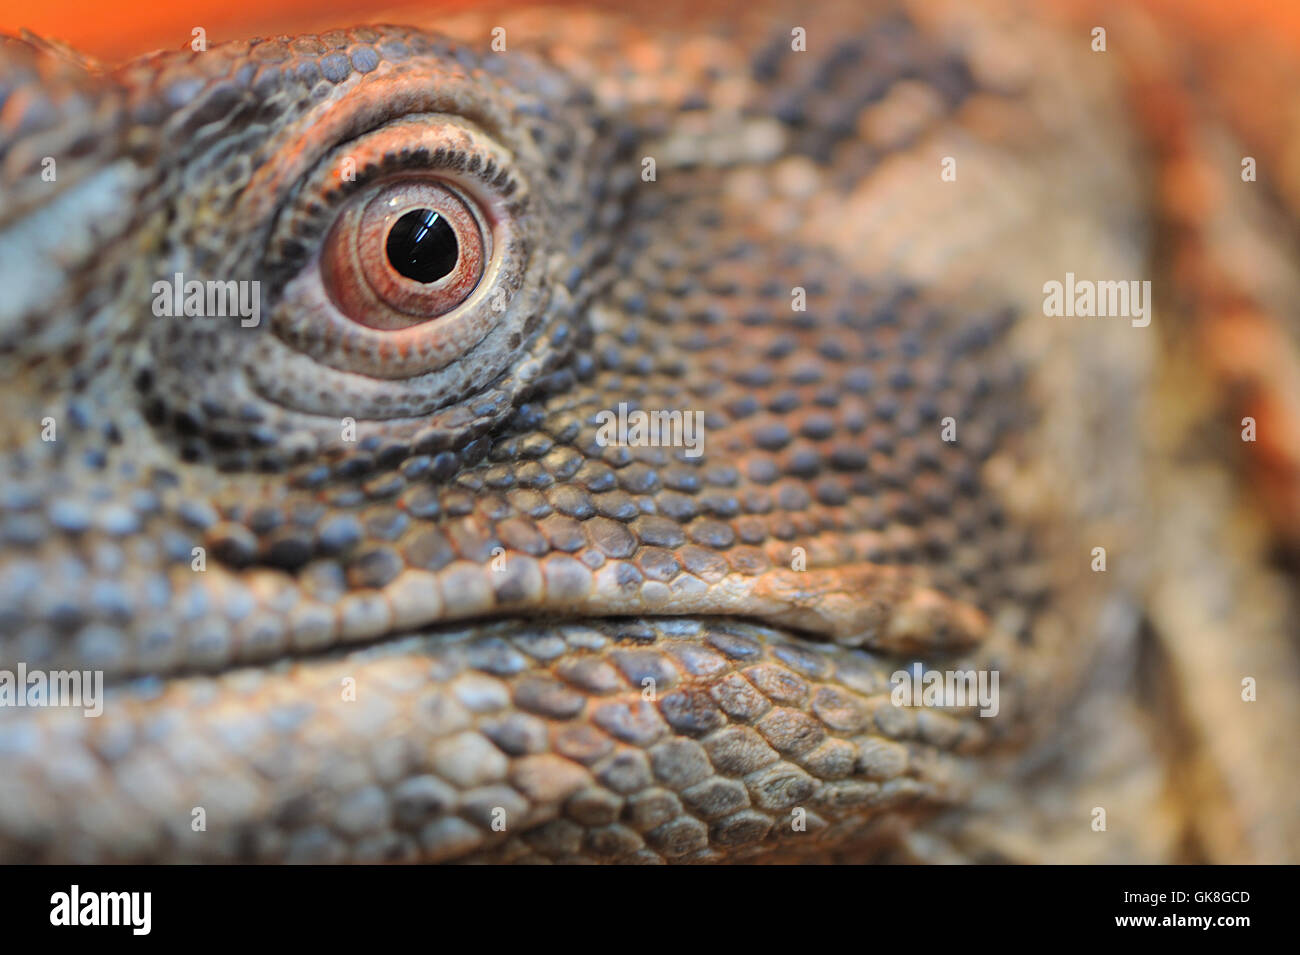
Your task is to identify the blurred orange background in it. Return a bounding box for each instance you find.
[4,0,1300,63]
[1,0,476,61]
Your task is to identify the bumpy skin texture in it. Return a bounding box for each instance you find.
[0,0,1296,862]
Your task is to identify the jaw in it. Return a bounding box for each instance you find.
[0,612,993,863]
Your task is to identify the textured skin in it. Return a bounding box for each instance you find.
[0,0,1298,862]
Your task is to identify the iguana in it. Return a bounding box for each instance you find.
[0,0,1298,863]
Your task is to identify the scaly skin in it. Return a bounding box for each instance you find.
[0,0,1297,862]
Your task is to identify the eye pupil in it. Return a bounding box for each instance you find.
[386,208,459,283]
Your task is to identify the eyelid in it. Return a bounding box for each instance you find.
[240,63,529,240]
[266,115,521,288]
[261,116,529,382]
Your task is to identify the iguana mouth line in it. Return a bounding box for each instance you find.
[102,612,853,691]
[65,559,991,687]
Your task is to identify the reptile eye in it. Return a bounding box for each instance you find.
[259,114,538,417]
[321,179,488,330]
[387,209,458,282]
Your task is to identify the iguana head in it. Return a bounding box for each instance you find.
[0,4,1147,861]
